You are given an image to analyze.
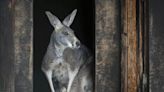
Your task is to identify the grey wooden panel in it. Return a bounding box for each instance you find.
[149,0,164,92]
[13,0,33,92]
[0,0,33,92]
[95,0,121,92]
[0,0,15,92]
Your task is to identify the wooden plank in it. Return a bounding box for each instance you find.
[95,0,121,92]
[149,0,164,92]
[0,0,33,92]
[13,0,33,92]
[142,0,149,91]
[0,0,15,91]
[121,0,144,92]
[138,0,144,92]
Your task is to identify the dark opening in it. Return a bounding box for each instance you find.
[34,0,95,92]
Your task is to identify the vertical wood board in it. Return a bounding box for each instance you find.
[96,0,121,92]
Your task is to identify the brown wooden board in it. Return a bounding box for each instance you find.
[0,0,33,92]
[121,0,144,92]
[95,0,121,92]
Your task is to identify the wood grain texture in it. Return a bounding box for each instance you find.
[0,0,33,92]
[142,0,149,91]
[149,0,164,92]
[13,0,33,92]
[96,0,121,92]
[121,0,143,92]
[0,0,15,91]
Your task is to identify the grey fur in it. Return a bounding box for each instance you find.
[41,9,94,92]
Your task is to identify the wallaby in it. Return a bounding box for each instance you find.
[41,9,94,92]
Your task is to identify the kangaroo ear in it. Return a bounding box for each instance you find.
[45,11,62,29]
[63,9,77,27]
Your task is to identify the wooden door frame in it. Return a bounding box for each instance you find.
[121,0,149,92]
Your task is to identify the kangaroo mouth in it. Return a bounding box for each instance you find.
[75,41,81,48]
[76,45,80,49]
[72,44,80,49]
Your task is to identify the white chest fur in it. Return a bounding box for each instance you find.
[52,57,80,92]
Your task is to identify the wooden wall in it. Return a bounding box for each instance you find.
[0,0,33,92]
[95,0,121,92]
[0,0,164,92]
[149,0,164,92]
[0,0,15,91]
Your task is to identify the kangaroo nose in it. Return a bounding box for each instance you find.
[76,41,80,47]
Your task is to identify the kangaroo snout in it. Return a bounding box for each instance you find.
[73,39,80,49]
[75,41,81,48]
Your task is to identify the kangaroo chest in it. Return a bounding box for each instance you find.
[51,57,79,86]
[50,57,69,85]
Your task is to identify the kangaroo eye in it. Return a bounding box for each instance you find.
[63,31,69,35]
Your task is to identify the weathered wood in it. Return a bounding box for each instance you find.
[0,0,15,91]
[96,0,121,92]
[121,0,144,92]
[13,0,33,92]
[0,0,33,92]
[149,0,164,92]
[138,0,144,92]
[142,0,149,92]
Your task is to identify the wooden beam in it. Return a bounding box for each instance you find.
[96,0,121,92]
[0,0,33,92]
[149,0,164,92]
[121,0,144,92]
[0,0,15,91]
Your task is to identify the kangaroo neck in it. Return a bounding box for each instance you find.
[54,44,66,57]
[49,40,65,58]
[49,34,66,57]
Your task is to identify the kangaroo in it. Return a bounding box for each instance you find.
[41,9,94,92]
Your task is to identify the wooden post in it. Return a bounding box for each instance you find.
[0,0,33,92]
[121,0,145,92]
[0,0,15,91]
[149,0,164,92]
[96,0,121,92]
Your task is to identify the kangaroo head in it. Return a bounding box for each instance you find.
[45,9,80,49]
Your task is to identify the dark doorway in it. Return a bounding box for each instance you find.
[34,0,95,92]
